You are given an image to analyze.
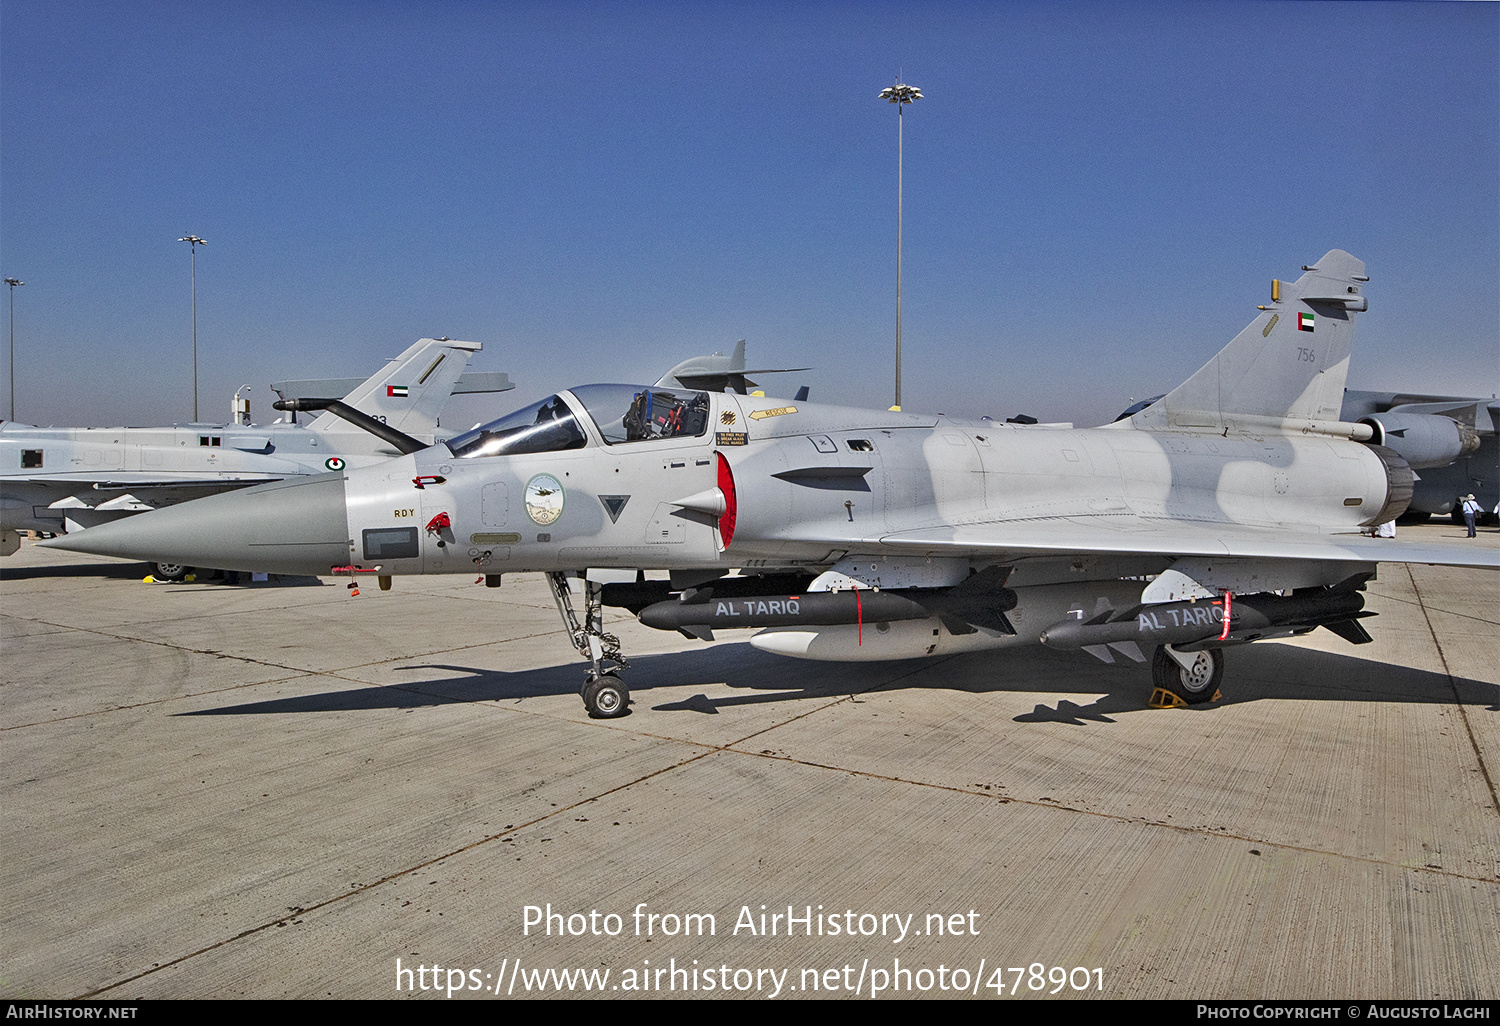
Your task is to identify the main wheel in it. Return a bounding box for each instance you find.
[582,672,630,719]
[1152,645,1223,704]
[153,562,193,582]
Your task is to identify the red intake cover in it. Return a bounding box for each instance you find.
[716,452,737,549]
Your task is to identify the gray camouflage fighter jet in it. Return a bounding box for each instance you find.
[44,251,1499,717]
[2,337,509,575]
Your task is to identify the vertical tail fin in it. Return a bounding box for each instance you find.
[308,338,480,441]
[1132,250,1368,435]
[655,340,811,394]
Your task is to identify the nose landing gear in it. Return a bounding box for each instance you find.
[583,670,629,718]
[548,571,632,718]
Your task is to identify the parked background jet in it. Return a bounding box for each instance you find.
[1339,390,1496,523]
[1,338,510,571]
[44,251,1498,719]
[1118,388,1495,524]
[270,358,513,437]
[654,339,809,395]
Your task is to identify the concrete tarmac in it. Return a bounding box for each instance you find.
[2,524,1496,1000]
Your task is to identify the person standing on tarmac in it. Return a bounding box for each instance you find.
[1460,493,1482,537]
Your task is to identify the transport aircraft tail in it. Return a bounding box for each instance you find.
[1130,250,1369,436]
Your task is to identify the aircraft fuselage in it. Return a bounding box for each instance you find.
[333,390,1402,579]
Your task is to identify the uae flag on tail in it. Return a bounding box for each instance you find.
[387,385,409,397]
[1298,311,1315,332]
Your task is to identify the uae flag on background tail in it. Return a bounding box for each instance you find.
[387,385,408,397]
[1298,311,1315,332]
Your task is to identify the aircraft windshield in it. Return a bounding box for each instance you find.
[446,395,588,459]
[568,384,709,444]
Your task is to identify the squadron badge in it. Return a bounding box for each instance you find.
[524,473,566,526]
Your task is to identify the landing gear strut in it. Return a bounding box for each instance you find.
[548,572,631,718]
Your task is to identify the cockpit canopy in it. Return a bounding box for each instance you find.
[446,384,709,460]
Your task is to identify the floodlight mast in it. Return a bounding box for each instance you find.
[5,278,22,421]
[179,235,206,421]
[879,81,921,411]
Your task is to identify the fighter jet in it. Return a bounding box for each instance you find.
[44,251,1498,719]
[1119,389,1495,525]
[2,337,510,575]
[654,339,810,395]
[1338,390,1496,523]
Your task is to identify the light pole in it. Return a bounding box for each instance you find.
[879,80,921,411]
[5,278,22,421]
[179,235,207,421]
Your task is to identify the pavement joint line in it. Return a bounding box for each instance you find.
[0,635,488,733]
[711,746,1500,886]
[3,633,845,736]
[42,564,1500,996]
[72,665,911,996]
[72,650,1500,997]
[0,617,581,730]
[1363,592,1499,629]
[10,540,1495,997]
[383,658,1500,893]
[1403,564,1500,817]
[1,647,569,732]
[6,616,358,674]
[0,615,73,636]
[0,662,532,731]
[715,661,945,750]
[0,589,351,629]
[77,674,1500,998]
[75,740,741,999]
[2,673,313,730]
[4,606,569,670]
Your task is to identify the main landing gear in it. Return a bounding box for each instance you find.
[152,561,194,582]
[548,572,632,718]
[1151,644,1224,705]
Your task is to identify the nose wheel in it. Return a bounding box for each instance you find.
[583,670,630,719]
[548,572,632,718]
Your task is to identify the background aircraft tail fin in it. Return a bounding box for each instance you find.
[308,338,480,440]
[1131,250,1368,435]
[656,339,810,394]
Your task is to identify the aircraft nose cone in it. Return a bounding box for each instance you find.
[39,473,350,575]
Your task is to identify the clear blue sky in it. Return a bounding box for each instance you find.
[2,0,1496,429]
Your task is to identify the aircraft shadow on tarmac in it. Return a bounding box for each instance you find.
[176,640,1496,720]
[1,560,159,581]
[0,561,325,586]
